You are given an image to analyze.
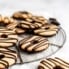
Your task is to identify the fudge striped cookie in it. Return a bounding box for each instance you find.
[12,11,32,20]
[0,29,18,48]
[0,15,16,27]
[19,36,49,53]
[0,28,15,34]
[34,23,59,37]
[6,21,26,34]
[0,48,17,68]
[38,57,69,69]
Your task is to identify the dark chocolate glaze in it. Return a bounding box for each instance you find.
[0,22,7,27]
[54,66,63,69]
[0,61,7,69]
[12,16,26,21]
[1,34,8,38]
[25,29,34,34]
[45,27,50,30]
[19,11,29,14]
[0,55,5,60]
[32,40,39,44]
[49,18,60,26]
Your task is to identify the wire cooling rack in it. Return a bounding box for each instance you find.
[12,27,66,64]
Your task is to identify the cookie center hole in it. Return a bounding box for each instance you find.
[0,55,5,60]
[32,40,38,44]
[45,27,50,29]
[54,66,63,69]
[31,20,36,23]
[1,34,8,38]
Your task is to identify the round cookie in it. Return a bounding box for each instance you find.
[38,57,69,69]
[12,11,32,20]
[0,48,17,68]
[0,47,17,58]
[34,23,59,37]
[19,36,49,53]
[0,60,9,69]
[0,55,16,67]
[0,28,15,34]
[6,21,26,34]
[0,15,16,27]
[0,29,18,48]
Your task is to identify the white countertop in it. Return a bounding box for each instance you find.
[0,0,69,69]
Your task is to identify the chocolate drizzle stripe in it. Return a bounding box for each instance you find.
[41,60,54,67]
[23,37,45,50]
[20,36,31,45]
[41,61,51,69]
[0,61,7,68]
[55,57,69,67]
[33,39,48,50]
[48,58,69,68]
[34,43,48,51]
[0,47,17,53]
[26,38,46,50]
[1,60,9,67]
[22,36,38,43]
[2,57,16,66]
[39,63,49,69]
[0,52,17,59]
[0,38,18,41]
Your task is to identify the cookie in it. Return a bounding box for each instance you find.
[6,21,18,30]
[12,11,32,20]
[0,15,16,27]
[0,29,18,47]
[0,62,7,69]
[0,60,9,69]
[0,56,16,66]
[38,57,69,69]
[0,48,17,68]
[0,47,17,58]
[34,23,59,37]
[6,21,26,34]
[0,28,15,34]
[15,28,25,34]
[19,36,49,53]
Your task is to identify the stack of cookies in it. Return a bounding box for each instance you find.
[0,11,61,69]
[11,11,60,36]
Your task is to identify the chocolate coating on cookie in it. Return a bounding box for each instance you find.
[34,23,59,37]
[19,36,49,53]
[38,57,69,69]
